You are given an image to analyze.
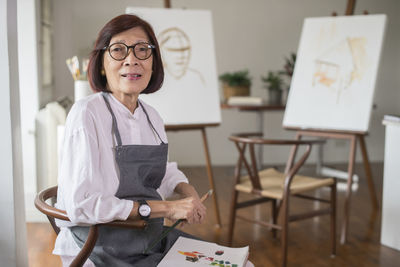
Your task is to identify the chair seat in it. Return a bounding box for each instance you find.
[236,168,334,199]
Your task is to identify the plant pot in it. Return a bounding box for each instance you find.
[223,84,250,102]
[268,89,282,105]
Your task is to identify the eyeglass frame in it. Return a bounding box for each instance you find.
[102,42,156,61]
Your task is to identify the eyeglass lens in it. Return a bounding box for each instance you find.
[109,43,153,60]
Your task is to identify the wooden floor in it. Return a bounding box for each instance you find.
[27,163,400,267]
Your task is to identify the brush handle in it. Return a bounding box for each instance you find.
[144,219,183,254]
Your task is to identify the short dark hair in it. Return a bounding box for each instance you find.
[88,14,164,94]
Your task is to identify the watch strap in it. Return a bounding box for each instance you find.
[138,199,148,206]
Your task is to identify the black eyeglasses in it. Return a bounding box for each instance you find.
[103,42,155,61]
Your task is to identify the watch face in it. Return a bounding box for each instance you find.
[139,204,151,217]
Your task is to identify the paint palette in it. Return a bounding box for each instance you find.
[157,237,248,267]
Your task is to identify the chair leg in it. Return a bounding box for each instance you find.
[281,197,289,267]
[331,180,337,257]
[227,190,239,245]
[71,225,98,267]
[271,200,278,238]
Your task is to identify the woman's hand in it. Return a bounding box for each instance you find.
[129,183,208,223]
[167,182,208,225]
[166,196,206,224]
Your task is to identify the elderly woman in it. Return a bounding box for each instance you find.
[53,14,206,266]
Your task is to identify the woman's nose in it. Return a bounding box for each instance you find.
[123,49,138,65]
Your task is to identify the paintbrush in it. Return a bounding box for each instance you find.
[143,189,213,254]
[66,58,76,80]
[82,58,89,80]
[71,56,80,80]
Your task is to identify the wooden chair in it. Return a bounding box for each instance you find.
[228,133,337,267]
[34,186,147,267]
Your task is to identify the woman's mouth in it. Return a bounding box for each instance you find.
[121,73,142,80]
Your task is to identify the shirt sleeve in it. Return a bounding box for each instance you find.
[56,107,132,225]
[157,162,189,199]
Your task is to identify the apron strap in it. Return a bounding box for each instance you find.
[138,100,166,145]
[101,92,123,147]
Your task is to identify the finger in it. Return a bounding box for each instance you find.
[197,211,204,223]
[195,202,206,215]
[188,215,195,224]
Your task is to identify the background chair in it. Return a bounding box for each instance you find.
[228,133,336,267]
[34,186,146,267]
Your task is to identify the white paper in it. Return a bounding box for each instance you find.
[158,237,248,267]
[227,97,263,106]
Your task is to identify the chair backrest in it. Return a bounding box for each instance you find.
[34,185,66,234]
[229,133,264,190]
[229,133,323,192]
[34,186,148,231]
[35,185,147,267]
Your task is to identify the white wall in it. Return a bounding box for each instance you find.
[0,0,28,265]
[52,0,400,166]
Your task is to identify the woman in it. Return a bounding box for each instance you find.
[53,14,206,266]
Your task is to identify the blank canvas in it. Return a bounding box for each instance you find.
[283,15,387,132]
[126,7,221,126]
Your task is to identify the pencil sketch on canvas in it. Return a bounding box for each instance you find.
[313,36,368,103]
[125,7,220,126]
[158,27,205,85]
[283,15,386,132]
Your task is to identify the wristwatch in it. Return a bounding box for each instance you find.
[138,200,151,221]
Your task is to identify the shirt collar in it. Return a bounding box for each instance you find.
[108,93,141,120]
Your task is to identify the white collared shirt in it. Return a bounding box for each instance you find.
[53,92,188,257]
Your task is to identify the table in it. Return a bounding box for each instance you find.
[221,103,285,167]
[381,117,400,251]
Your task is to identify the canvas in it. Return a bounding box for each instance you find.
[283,15,387,132]
[126,7,221,126]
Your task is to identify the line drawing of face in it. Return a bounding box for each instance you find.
[158,27,191,79]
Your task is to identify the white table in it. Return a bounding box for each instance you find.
[381,116,400,251]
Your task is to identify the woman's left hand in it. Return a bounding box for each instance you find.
[173,183,207,225]
[186,195,206,225]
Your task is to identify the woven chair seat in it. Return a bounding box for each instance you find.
[236,168,334,199]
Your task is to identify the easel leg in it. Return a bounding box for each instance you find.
[201,128,222,227]
[257,112,264,169]
[284,132,301,174]
[340,135,357,244]
[358,135,379,209]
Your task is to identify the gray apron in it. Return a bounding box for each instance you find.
[70,93,194,266]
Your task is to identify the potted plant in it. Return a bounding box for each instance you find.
[279,52,296,78]
[219,70,252,102]
[261,71,284,105]
[279,52,296,96]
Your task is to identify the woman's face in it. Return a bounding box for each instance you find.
[103,27,153,98]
